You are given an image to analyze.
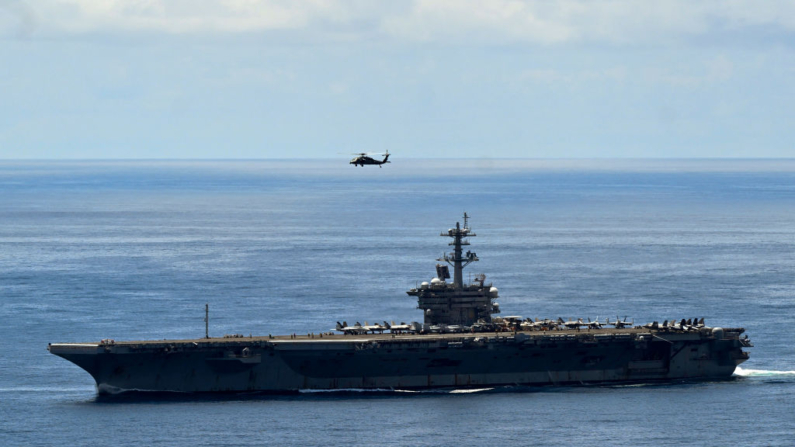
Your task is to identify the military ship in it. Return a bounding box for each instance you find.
[49,214,752,393]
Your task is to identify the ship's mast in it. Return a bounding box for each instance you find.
[439,212,478,289]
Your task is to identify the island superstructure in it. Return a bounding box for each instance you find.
[49,215,752,393]
[407,213,500,327]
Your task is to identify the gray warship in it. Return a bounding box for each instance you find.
[49,215,752,393]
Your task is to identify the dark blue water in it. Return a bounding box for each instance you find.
[1,159,793,446]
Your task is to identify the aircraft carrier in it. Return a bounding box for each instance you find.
[49,215,752,393]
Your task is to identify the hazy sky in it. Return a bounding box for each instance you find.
[1,1,794,159]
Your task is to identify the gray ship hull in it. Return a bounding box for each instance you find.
[49,328,749,394]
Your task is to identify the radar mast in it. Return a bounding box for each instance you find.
[439,212,478,289]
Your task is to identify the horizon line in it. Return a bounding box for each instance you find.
[2,157,795,162]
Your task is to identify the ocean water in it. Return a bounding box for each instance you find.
[1,159,793,446]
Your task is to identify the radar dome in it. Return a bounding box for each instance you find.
[489,287,499,297]
[430,278,441,285]
[420,281,430,289]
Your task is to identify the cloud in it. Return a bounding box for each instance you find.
[0,0,396,39]
[381,0,575,44]
[3,0,795,45]
[0,0,38,38]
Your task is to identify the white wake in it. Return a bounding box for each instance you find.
[734,366,795,377]
[449,388,494,394]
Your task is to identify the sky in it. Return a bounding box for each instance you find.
[1,0,794,159]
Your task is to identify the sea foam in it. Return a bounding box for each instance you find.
[734,367,795,377]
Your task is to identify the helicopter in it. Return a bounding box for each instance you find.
[349,150,390,167]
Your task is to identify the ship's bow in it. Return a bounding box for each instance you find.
[48,343,104,385]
